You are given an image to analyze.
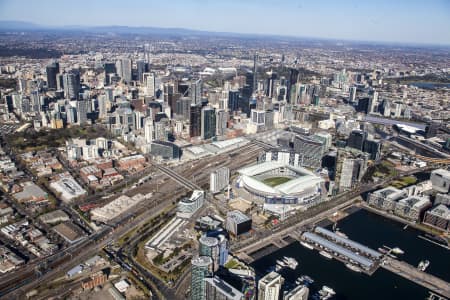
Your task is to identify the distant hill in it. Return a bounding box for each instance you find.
[0,20,288,40]
[0,20,45,30]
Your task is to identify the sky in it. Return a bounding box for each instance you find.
[0,0,449,45]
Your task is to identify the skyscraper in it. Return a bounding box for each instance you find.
[97,94,109,119]
[46,62,59,90]
[215,109,228,136]
[199,236,219,271]
[217,235,228,267]
[136,60,148,83]
[349,86,357,102]
[347,129,367,151]
[204,276,244,300]
[177,97,191,120]
[210,167,230,194]
[116,58,132,83]
[228,90,240,113]
[191,256,213,300]
[266,71,277,98]
[293,134,325,168]
[63,70,80,100]
[144,118,155,143]
[201,106,216,140]
[76,100,89,124]
[143,72,156,97]
[287,68,299,103]
[190,104,202,138]
[104,62,116,75]
[191,79,202,105]
[258,271,284,300]
[252,53,258,93]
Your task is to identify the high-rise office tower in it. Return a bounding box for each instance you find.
[199,236,219,271]
[63,70,80,100]
[287,68,299,103]
[65,105,77,124]
[347,129,367,151]
[144,118,155,143]
[104,62,116,75]
[228,90,240,113]
[258,271,284,300]
[370,90,378,113]
[201,106,216,140]
[204,276,244,300]
[177,97,191,120]
[116,58,132,83]
[266,71,277,98]
[217,235,228,266]
[46,62,59,90]
[339,158,364,190]
[293,134,325,168]
[143,72,156,97]
[252,53,258,93]
[349,86,357,102]
[246,71,255,94]
[97,95,109,119]
[210,167,230,194]
[76,100,89,124]
[215,109,227,136]
[363,138,381,160]
[191,256,213,300]
[191,79,202,105]
[190,104,202,138]
[356,97,372,114]
[136,60,148,83]
[30,91,40,112]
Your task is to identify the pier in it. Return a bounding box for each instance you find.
[381,258,450,298]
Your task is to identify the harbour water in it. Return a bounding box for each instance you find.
[251,208,449,300]
[332,209,450,282]
[409,82,450,89]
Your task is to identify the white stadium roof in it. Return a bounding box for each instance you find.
[238,162,322,196]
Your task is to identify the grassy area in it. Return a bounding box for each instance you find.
[262,177,292,187]
[8,125,110,152]
[224,259,239,269]
[390,176,417,189]
[363,160,398,182]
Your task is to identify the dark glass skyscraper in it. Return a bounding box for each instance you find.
[190,104,202,137]
[136,60,148,83]
[201,106,216,140]
[228,90,240,113]
[287,68,299,103]
[347,129,367,151]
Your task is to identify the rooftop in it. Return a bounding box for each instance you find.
[427,204,450,220]
[227,210,251,223]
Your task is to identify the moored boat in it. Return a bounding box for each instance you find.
[345,263,362,273]
[319,250,333,259]
[300,241,314,250]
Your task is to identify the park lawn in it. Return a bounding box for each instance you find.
[262,176,292,187]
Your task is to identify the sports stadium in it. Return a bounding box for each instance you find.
[237,160,323,205]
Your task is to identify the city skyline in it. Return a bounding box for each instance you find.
[0,0,450,45]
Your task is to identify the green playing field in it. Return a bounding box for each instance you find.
[261,176,292,187]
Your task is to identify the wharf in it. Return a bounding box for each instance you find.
[294,235,379,276]
[381,258,450,298]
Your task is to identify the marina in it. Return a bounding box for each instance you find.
[250,207,450,299]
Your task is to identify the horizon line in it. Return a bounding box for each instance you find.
[1,19,450,48]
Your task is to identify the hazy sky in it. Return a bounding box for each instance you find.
[0,0,449,45]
